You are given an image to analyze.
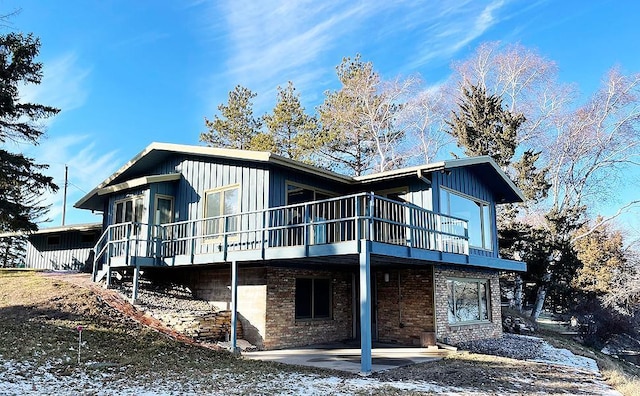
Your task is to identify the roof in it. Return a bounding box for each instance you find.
[75,142,352,210]
[0,223,102,238]
[354,156,525,202]
[75,142,524,210]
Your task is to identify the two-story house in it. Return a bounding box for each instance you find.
[75,142,525,373]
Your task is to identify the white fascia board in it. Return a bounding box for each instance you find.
[96,173,181,196]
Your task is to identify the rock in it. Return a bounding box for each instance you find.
[502,315,535,334]
[113,278,243,342]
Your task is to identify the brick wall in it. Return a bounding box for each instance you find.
[433,265,502,345]
[264,267,353,349]
[375,268,435,345]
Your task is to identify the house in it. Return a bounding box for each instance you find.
[74,142,525,373]
[0,223,101,270]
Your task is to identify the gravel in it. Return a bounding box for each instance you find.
[457,333,547,360]
[115,279,216,315]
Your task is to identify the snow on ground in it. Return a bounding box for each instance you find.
[0,337,622,396]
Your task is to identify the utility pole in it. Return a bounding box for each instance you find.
[62,165,68,226]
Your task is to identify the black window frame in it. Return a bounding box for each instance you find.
[295,277,332,320]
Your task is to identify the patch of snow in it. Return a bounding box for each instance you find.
[533,342,600,372]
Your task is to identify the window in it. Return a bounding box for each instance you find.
[440,188,492,250]
[113,196,144,236]
[114,196,144,224]
[447,278,490,324]
[154,195,174,225]
[295,278,331,320]
[80,232,98,244]
[47,235,61,246]
[204,185,239,237]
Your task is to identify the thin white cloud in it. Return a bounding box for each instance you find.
[407,0,508,68]
[20,135,120,226]
[198,0,527,114]
[218,1,372,82]
[19,52,91,120]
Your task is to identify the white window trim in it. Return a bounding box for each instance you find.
[154,194,174,225]
[440,187,493,251]
[113,195,145,224]
[203,184,241,242]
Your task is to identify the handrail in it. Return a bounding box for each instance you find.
[92,192,471,274]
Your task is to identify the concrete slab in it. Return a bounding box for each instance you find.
[243,343,448,374]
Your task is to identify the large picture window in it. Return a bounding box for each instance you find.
[447,278,490,324]
[440,188,492,250]
[295,278,331,320]
[204,185,239,237]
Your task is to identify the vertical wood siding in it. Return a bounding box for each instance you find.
[25,230,100,270]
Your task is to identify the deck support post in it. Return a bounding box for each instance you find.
[131,264,140,304]
[105,264,112,289]
[359,239,372,375]
[230,259,239,355]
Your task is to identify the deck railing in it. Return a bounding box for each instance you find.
[93,192,468,276]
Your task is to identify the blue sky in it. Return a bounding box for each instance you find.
[5,0,640,232]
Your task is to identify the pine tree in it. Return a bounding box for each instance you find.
[0,32,59,233]
[200,85,263,150]
[317,54,410,175]
[262,81,319,162]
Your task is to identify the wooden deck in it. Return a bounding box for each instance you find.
[93,192,524,281]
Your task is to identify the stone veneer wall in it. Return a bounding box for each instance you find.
[433,265,502,345]
[375,268,435,345]
[184,267,268,348]
[264,267,353,350]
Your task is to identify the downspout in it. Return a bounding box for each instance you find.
[416,170,432,185]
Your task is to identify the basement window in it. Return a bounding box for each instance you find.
[295,278,331,320]
[446,278,490,324]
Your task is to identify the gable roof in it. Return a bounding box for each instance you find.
[75,142,524,210]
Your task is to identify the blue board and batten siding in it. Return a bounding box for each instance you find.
[103,155,270,227]
[173,155,270,220]
[25,229,100,270]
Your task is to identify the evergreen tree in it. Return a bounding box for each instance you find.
[0,32,59,233]
[200,85,263,150]
[447,84,524,168]
[572,218,626,295]
[262,81,319,162]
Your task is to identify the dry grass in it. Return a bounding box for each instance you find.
[538,329,640,396]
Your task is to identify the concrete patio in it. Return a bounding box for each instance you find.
[243,342,452,374]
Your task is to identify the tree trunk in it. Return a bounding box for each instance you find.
[530,272,551,321]
[514,275,523,312]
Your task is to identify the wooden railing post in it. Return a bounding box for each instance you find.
[368,192,375,242]
[408,206,414,248]
[191,221,197,264]
[354,195,361,241]
[304,203,310,249]
[436,215,443,252]
[261,210,267,259]
[124,223,132,266]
